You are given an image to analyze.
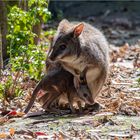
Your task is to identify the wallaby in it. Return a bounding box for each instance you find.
[24,60,93,114]
[48,19,109,102]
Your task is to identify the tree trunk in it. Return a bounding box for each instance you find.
[32,21,42,45]
[19,0,28,11]
[0,0,8,60]
[0,28,3,77]
[19,0,41,45]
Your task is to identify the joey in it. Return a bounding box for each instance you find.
[24,60,93,114]
[42,60,94,113]
[24,71,62,114]
[73,67,94,105]
[48,19,109,102]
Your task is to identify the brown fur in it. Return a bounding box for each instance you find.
[48,19,109,102]
[24,60,93,114]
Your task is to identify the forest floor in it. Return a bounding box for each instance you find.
[0,16,140,139]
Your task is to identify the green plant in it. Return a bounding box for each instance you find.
[7,0,51,79]
[0,0,51,99]
[28,0,51,23]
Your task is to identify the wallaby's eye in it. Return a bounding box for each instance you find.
[59,44,66,50]
[83,93,88,98]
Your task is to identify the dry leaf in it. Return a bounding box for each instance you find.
[16,112,25,117]
[0,117,8,125]
[9,128,15,136]
[0,133,7,139]
[35,131,47,136]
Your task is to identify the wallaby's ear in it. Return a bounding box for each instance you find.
[59,19,69,25]
[73,23,84,38]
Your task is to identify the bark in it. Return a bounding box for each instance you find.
[31,1,42,45]
[19,0,41,45]
[19,0,28,11]
[0,0,8,60]
[0,28,3,77]
[32,21,42,45]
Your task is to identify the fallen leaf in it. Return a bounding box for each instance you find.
[0,133,7,139]
[16,111,25,117]
[35,132,47,136]
[9,128,15,136]
[21,135,33,139]
[7,110,17,116]
[0,117,8,125]
[59,131,71,140]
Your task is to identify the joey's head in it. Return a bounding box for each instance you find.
[48,19,84,61]
[74,75,94,105]
[78,84,94,105]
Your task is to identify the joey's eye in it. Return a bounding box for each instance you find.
[83,93,88,98]
[80,76,85,84]
[59,44,66,50]
[80,76,84,81]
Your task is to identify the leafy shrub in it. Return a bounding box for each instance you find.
[0,0,52,99]
[7,0,51,79]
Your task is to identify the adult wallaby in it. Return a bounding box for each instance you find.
[48,19,109,103]
[24,60,93,114]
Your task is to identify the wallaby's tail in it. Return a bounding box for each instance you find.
[24,79,43,114]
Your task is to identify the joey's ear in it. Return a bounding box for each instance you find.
[73,77,80,89]
[80,67,88,82]
[73,23,84,38]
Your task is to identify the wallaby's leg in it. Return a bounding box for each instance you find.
[86,67,107,101]
[88,72,107,101]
